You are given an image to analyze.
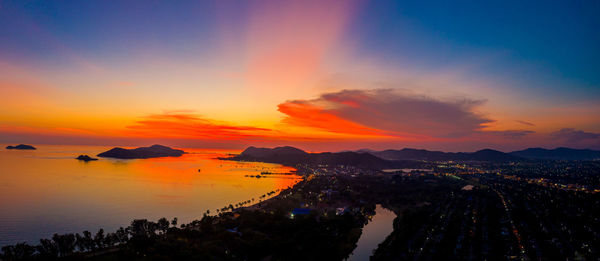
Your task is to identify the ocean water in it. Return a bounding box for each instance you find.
[0,144,300,247]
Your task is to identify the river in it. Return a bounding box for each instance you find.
[347,204,396,260]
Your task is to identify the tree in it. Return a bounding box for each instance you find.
[37,238,59,258]
[171,217,178,227]
[104,232,117,247]
[75,232,94,252]
[128,219,157,254]
[94,229,105,249]
[75,233,85,252]
[129,219,156,238]
[83,230,96,251]
[157,217,170,234]
[1,245,15,260]
[1,243,35,260]
[115,227,129,243]
[52,233,76,257]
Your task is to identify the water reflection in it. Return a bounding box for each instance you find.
[0,145,300,246]
[347,204,396,260]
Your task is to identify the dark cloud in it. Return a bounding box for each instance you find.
[551,128,600,142]
[515,120,535,126]
[278,89,493,138]
[483,130,536,138]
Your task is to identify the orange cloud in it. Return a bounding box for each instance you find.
[277,101,389,137]
[277,89,495,140]
[125,113,273,140]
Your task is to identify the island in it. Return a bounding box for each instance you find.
[97,144,185,159]
[75,155,98,162]
[5,144,36,150]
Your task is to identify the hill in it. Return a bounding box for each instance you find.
[368,148,521,162]
[227,146,424,169]
[97,145,185,159]
[241,146,308,158]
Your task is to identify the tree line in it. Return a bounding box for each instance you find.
[0,217,177,260]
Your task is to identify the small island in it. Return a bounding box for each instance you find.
[6,144,36,150]
[97,144,185,159]
[76,155,98,162]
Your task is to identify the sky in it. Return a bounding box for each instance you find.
[1,0,599,151]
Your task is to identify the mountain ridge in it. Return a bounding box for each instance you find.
[366,148,521,162]
[227,146,424,169]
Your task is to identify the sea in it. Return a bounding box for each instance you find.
[0,144,300,247]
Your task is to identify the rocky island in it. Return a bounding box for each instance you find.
[76,155,98,162]
[97,144,185,159]
[6,144,36,150]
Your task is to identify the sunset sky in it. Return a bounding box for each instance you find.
[1,0,599,151]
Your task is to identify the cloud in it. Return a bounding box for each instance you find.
[125,113,273,140]
[480,130,535,139]
[277,100,390,137]
[277,89,493,138]
[551,128,600,142]
[515,120,535,126]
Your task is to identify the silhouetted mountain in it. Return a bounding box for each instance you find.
[241,146,308,158]
[355,148,376,153]
[6,144,36,150]
[367,148,521,162]
[510,147,600,160]
[468,149,521,161]
[76,155,98,161]
[227,146,424,169]
[97,145,185,159]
